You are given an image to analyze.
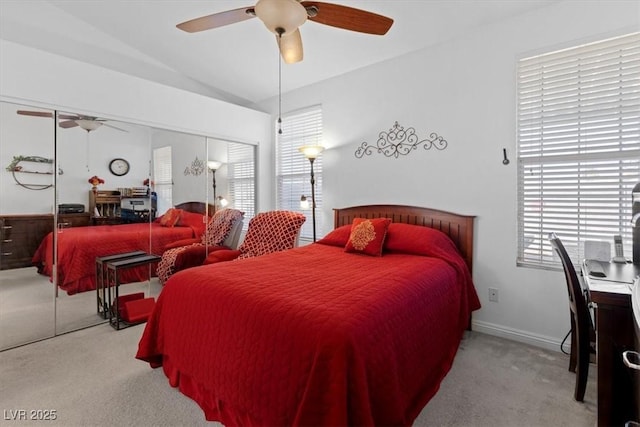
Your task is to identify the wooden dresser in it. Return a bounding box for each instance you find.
[0,213,90,270]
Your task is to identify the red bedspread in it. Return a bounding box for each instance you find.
[137,240,480,426]
[32,223,196,295]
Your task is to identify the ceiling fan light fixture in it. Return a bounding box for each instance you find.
[255,0,307,35]
[280,30,303,63]
[76,119,103,132]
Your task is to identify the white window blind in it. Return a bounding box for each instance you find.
[153,146,172,215]
[276,105,323,241]
[517,32,640,269]
[227,143,255,231]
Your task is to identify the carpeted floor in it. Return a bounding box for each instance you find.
[0,324,596,427]
[0,267,160,350]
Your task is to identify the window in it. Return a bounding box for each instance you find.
[152,146,172,215]
[276,105,323,242]
[227,143,256,230]
[517,32,640,269]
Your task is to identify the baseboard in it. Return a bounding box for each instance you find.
[471,319,568,354]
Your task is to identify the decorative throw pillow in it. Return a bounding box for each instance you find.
[344,217,391,256]
[237,210,306,260]
[159,208,182,227]
[201,208,244,246]
[384,222,457,257]
[316,224,351,247]
[176,210,207,237]
[203,249,242,265]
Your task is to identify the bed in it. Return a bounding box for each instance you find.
[136,204,481,426]
[32,202,213,295]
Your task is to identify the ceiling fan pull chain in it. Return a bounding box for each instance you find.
[277,29,283,135]
[86,131,91,172]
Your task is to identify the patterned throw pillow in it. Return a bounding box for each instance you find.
[159,208,182,227]
[344,217,391,256]
[237,211,306,260]
[201,208,245,246]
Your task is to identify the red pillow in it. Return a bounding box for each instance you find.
[384,222,457,256]
[164,238,201,251]
[344,218,391,256]
[316,224,351,247]
[160,208,182,227]
[203,249,242,265]
[177,210,206,236]
[173,245,227,270]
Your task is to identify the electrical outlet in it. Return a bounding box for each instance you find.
[488,287,499,302]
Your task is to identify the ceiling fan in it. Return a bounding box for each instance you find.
[17,110,127,132]
[176,0,394,64]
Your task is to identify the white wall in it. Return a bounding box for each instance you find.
[0,102,239,216]
[0,102,54,213]
[0,40,272,212]
[255,0,640,350]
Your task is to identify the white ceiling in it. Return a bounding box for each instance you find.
[0,0,558,107]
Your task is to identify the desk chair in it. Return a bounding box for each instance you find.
[548,232,595,402]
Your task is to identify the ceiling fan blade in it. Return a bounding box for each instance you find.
[279,29,303,64]
[301,1,393,35]
[17,110,53,118]
[103,123,128,132]
[58,114,81,120]
[58,120,79,129]
[177,7,255,33]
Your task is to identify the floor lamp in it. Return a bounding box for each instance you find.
[298,145,324,242]
[207,160,222,213]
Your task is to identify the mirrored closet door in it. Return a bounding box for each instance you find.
[53,112,156,335]
[0,102,56,349]
[0,99,258,351]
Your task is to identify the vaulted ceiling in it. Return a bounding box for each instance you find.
[0,0,558,107]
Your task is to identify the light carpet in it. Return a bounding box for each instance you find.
[0,325,596,426]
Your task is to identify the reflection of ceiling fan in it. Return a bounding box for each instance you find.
[177,0,393,64]
[17,110,127,132]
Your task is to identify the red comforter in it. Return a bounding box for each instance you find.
[137,239,480,426]
[32,223,196,295]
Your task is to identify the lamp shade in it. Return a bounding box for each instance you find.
[217,196,229,207]
[255,0,307,35]
[207,160,222,170]
[300,195,310,209]
[298,145,324,159]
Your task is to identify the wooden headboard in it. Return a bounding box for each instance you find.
[334,204,475,272]
[175,202,216,216]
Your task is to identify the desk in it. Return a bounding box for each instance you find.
[582,261,639,426]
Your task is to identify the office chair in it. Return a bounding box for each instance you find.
[548,232,595,402]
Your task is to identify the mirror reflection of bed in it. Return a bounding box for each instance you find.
[0,100,257,351]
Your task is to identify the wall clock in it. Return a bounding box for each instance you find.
[109,158,130,176]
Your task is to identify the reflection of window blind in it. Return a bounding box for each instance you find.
[276,106,323,241]
[153,146,172,214]
[517,32,640,269]
[228,144,255,231]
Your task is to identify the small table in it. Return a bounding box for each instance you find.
[106,254,161,330]
[95,251,146,318]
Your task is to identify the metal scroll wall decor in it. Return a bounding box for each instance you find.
[184,156,206,176]
[5,155,62,190]
[354,121,447,159]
